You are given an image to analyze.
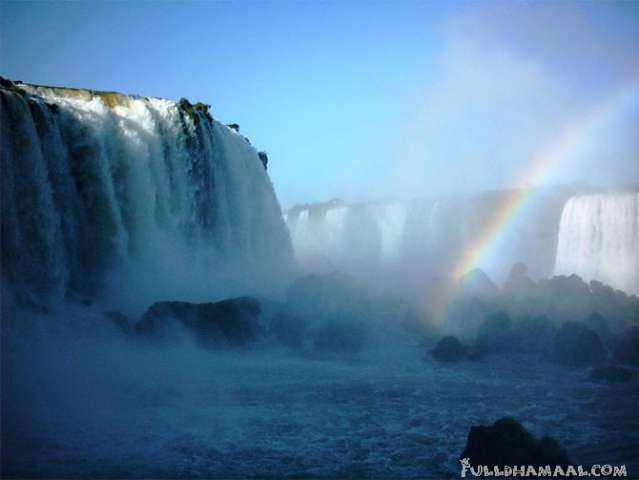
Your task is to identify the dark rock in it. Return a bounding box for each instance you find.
[514,315,557,352]
[475,311,512,352]
[538,275,592,322]
[460,417,571,468]
[432,336,468,362]
[612,326,638,366]
[551,321,607,367]
[584,312,611,341]
[105,311,131,334]
[591,366,636,383]
[0,76,24,95]
[475,312,556,356]
[136,296,262,347]
[258,151,268,170]
[458,268,499,299]
[227,123,240,132]
[503,262,537,298]
[178,97,212,123]
[589,280,639,333]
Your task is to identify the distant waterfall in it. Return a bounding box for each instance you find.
[285,189,639,295]
[0,81,294,307]
[554,193,639,295]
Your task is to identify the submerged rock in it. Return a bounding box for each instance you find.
[431,336,468,362]
[551,322,607,367]
[460,417,571,468]
[136,296,262,347]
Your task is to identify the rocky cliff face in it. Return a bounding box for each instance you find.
[0,78,295,308]
[285,186,639,295]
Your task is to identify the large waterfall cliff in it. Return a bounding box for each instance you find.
[0,79,294,308]
[554,193,639,295]
[286,190,570,283]
[287,189,639,296]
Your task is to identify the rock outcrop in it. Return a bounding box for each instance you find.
[460,417,571,468]
[612,326,639,366]
[136,296,262,347]
[431,336,468,362]
[550,322,607,367]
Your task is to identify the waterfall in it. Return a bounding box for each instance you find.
[285,189,639,296]
[0,81,294,309]
[554,193,639,295]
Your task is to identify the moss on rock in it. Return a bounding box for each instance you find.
[179,97,213,124]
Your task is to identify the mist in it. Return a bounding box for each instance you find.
[1,1,639,479]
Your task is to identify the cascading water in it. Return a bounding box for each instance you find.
[369,203,408,265]
[554,193,639,295]
[0,80,295,310]
[285,189,639,296]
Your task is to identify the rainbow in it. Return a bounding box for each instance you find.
[429,81,639,323]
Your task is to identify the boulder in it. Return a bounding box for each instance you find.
[475,313,556,356]
[584,312,611,342]
[537,275,592,322]
[458,268,499,299]
[432,336,468,362]
[460,417,571,468]
[475,311,512,353]
[503,262,537,298]
[551,322,607,367]
[513,315,556,352]
[258,151,268,170]
[136,296,262,347]
[589,280,639,332]
[226,123,240,132]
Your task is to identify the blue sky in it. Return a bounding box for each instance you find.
[1,1,637,207]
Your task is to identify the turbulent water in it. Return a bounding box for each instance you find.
[0,82,294,310]
[554,193,639,296]
[3,314,637,479]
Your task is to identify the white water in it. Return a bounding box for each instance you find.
[286,197,539,285]
[554,193,639,295]
[286,192,639,295]
[0,84,294,310]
